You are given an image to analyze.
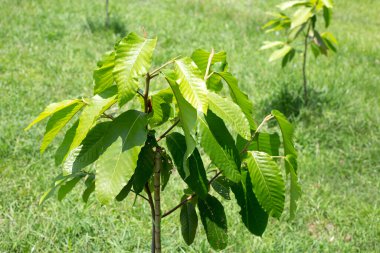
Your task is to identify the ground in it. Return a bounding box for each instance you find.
[0,0,379,252]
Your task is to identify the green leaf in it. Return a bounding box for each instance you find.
[93,51,116,95]
[55,121,79,166]
[313,30,329,56]
[211,176,231,200]
[207,92,251,139]
[197,115,241,183]
[322,0,333,8]
[133,133,156,194]
[323,6,331,28]
[58,176,83,201]
[311,42,321,58]
[40,102,84,153]
[180,200,198,245]
[245,151,285,218]
[269,44,293,62]
[113,32,157,106]
[259,41,284,50]
[161,152,173,190]
[39,174,69,205]
[231,170,268,236]
[95,110,148,204]
[281,48,296,67]
[82,175,95,203]
[164,70,197,177]
[249,132,281,156]
[216,72,257,130]
[198,195,228,250]
[288,23,306,42]
[149,88,174,127]
[271,110,297,157]
[61,121,112,174]
[166,132,208,199]
[285,155,301,219]
[291,7,313,29]
[322,32,338,53]
[115,177,134,201]
[25,99,81,130]
[277,0,309,10]
[174,57,208,114]
[63,88,117,164]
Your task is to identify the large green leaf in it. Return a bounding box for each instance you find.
[291,6,313,29]
[285,155,301,219]
[216,72,257,129]
[198,195,228,250]
[207,92,250,139]
[231,170,268,236]
[95,110,148,204]
[166,132,208,199]
[211,176,231,200]
[62,88,117,163]
[55,121,79,166]
[25,99,81,130]
[40,102,84,153]
[323,6,332,28]
[61,121,112,175]
[133,133,156,194]
[180,200,198,245]
[113,32,157,106]
[271,110,297,173]
[57,176,83,201]
[245,151,285,218]
[149,88,174,127]
[249,132,281,156]
[93,51,115,95]
[197,115,241,183]
[174,57,208,114]
[164,70,197,176]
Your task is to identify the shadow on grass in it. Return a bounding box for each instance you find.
[85,16,127,36]
[264,85,329,122]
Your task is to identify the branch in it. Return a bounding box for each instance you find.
[156,119,180,142]
[102,112,114,120]
[150,56,181,77]
[161,171,222,218]
[144,73,151,113]
[130,189,149,202]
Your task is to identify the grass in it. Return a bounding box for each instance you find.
[0,0,379,252]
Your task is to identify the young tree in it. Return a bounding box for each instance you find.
[26,32,301,252]
[261,0,338,103]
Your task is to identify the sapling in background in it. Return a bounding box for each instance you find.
[26,32,301,252]
[261,0,338,103]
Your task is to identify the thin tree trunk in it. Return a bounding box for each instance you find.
[303,23,311,104]
[105,0,110,28]
[153,148,162,252]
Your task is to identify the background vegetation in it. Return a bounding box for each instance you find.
[0,0,379,252]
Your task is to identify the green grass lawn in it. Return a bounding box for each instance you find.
[1,0,379,252]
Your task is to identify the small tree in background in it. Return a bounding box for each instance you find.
[26,32,301,252]
[261,0,338,103]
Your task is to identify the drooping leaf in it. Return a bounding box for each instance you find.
[25,99,81,130]
[62,87,117,163]
[115,176,134,201]
[161,152,173,190]
[198,195,228,250]
[174,57,208,114]
[323,6,331,28]
[197,115,241,183]
[285,155,302,219]
[322,32,338,53]
[93,51,116,95]
[133,133,156,194]
[58,175,83,201]
[180,200,198,245]
[313,30,329,56]
[164,70,197,177]
[216,72,257,129]
[40,102,84,153]
[281,48,296,67]
[95,110,148,204]
[149,88,174,127]
[291,7,313,29]
[322,0,333,8]
[55,121,79,166]
[166,132,208,199]
[61,121,112,174]
[259,41,284,51]
[231,170,268,236]
[207,92,250,139]
[211,176,231,200]
[113,32,157,106]
[277,0,309,10]
[82,174,95,203]
[269,44,293,62]
[245,151,285,218]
